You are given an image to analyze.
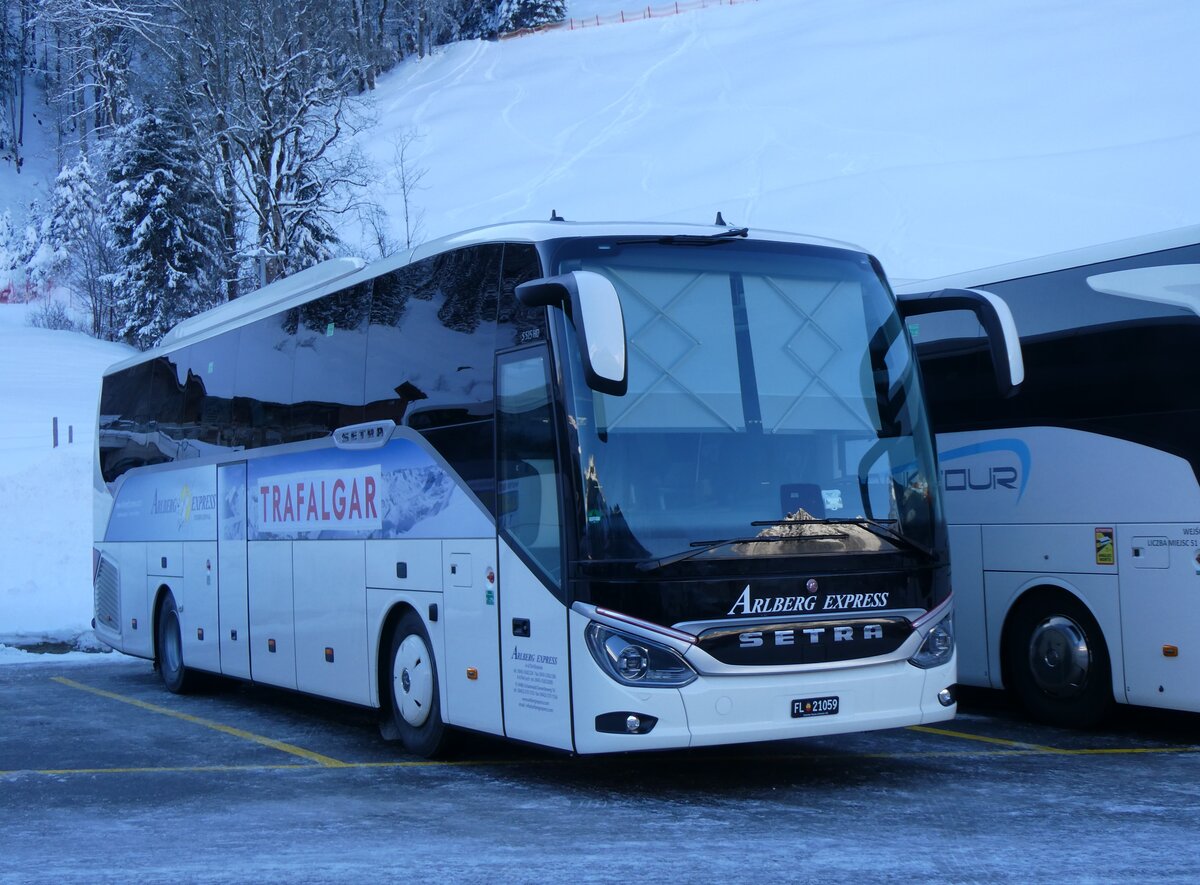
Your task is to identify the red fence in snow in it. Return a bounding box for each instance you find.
[501,0,760,38]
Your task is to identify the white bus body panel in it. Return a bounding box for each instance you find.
[147,543,183,577]
[442,539,503,736]
[679,656,955,748]
[500,544,573,751]
[294,541,370,706]
[568,607,955,754]
[112,544,150,656]
[217,462,250,680]
[248,541,297,690]
[1117,524,1200,710]
[181,542,221,674]
[939,426,1200,710]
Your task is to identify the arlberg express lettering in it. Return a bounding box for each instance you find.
[727,585,889,616]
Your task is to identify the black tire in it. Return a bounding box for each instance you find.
[386,610,446,757]
[155,591,199,694]
[1004,592,1113,728]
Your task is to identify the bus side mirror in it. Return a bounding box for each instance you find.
[897,287,1025,397]
[516,270,628,396]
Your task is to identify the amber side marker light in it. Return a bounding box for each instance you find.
[466,667,479,681]
[1163,645,1179,657]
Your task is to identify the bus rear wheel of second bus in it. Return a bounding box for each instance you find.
[1004,592,1113,728]
[387,611,446,757]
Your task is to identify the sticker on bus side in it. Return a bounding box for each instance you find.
[1095,527,1115,565]
[246,436,492,541]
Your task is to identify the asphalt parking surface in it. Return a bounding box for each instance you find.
[3,655,1199,883]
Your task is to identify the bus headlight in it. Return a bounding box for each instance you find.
[585,623,697,687]
[909,613,954,669]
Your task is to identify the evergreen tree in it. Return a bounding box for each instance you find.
[493,0,565,32]
[105,107,221,348]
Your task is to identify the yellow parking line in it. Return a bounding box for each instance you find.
[52,677,349,768]
[908,724,1068,754]
[909,724,1200,757]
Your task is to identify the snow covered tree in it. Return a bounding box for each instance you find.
[179,0,372,287]
[493,0,565,32]
[105,106,222,348]
[24,158,120,335]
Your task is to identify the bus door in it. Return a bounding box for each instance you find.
[216,462,251,679]
[1118,525,1200,710]
[495,347,574,750]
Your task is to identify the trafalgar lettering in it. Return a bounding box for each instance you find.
[727,585,890,616]
[256,466,382,532]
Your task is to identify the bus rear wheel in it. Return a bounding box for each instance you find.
[1005,592,1112,728]
[387,611,446,757]
[155,591,199,694]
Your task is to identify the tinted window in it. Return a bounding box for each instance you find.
[366,245,502,509]
[497,243,547,349]
[234,313,296,450]
[99,362,156,483]
[915,245,1200,479]
[182,330,241,451]
[290,282,372,440]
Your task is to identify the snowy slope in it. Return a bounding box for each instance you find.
[356,0,1200,279]
[1,0,1197,651]
[0,305,133,647]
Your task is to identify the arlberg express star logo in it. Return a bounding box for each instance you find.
[152,483,218,530]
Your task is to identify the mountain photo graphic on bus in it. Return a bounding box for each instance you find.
[93,220,1020,756]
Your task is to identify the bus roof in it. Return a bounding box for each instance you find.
[894,224,1200,295]
[113,220,866,373]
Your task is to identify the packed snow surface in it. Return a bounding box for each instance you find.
[1,0,1197,653]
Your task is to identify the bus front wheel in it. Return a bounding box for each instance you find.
[387,611,446,757]
[1005,592,1113,728]
[155,591,198,694]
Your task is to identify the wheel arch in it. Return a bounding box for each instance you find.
[150,582,176,663]
[998,579,1113,695]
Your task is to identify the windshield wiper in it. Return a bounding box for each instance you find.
[752,517,933,558]
[636,531,847,572]
[614,228,750,248]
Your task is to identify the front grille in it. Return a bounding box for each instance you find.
[94,554,121,630]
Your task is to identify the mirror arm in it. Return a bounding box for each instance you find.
[898,287,1025,398]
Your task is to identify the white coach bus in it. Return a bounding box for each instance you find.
[93,220,1019,755]
[898,226,1200,727]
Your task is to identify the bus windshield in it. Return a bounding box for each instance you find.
[554,238,943,568]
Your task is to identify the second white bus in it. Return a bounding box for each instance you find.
[899,225,1200,726]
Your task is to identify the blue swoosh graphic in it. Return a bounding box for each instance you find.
[939,438,1031,502]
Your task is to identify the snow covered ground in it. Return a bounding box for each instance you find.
[1,0,1197,656]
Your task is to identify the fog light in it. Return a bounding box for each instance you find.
[626,715,641,733]
[938,687,955,707]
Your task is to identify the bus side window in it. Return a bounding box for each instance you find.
[291,281,371,441]
[235,314,296,450]
[182,330,240,450]
[99,362,153,483]
[366,246,501,511]
[498,243,546,348]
